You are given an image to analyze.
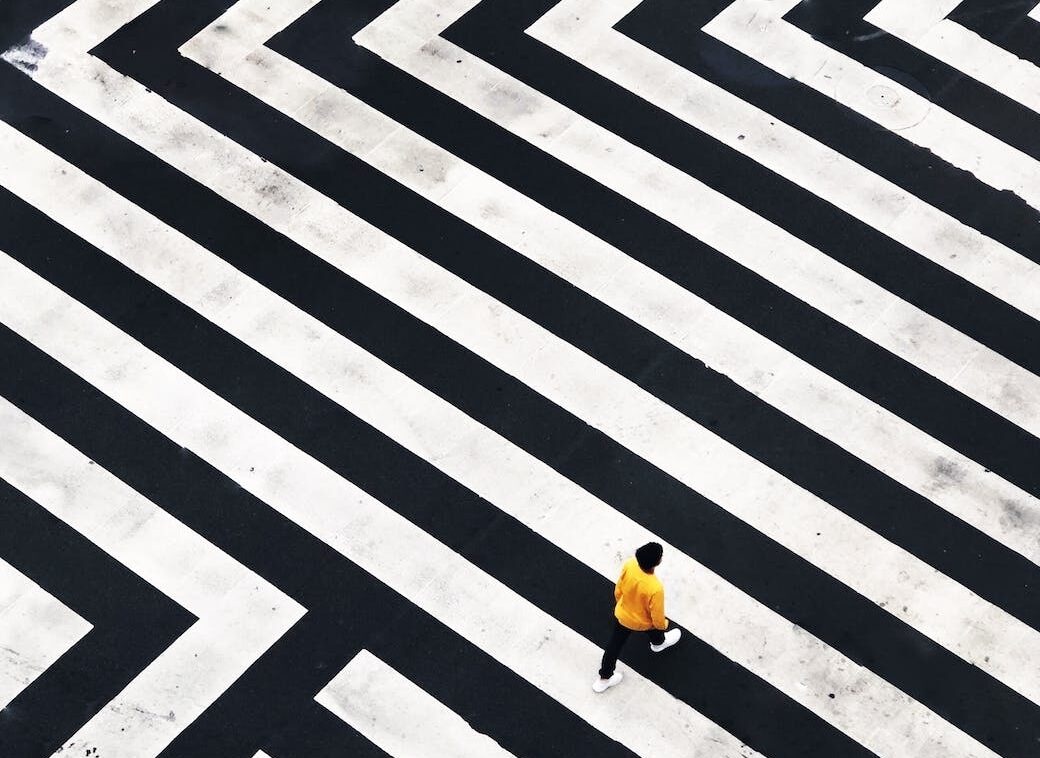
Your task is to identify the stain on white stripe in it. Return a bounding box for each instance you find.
[0,115,990,758]
[864,0,1040,115]
[0,399,304,758]
[316,650,514,758]
[7,2,1037,734]
[0,558,91,711]
[0,252,759,758]
[178,0,1040,579]
[701,0,1040,210]
[527,0,1040,324]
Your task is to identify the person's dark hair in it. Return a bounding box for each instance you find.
[635,542,663,572]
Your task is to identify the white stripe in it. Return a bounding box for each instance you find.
[0,253,759,758]
[701,0,1040,211]
[1031,3,1040,23]
[0,559,91,710]
[316,650,514,758]
[527,0,1040,325]
[863,0,962,38]
[0,111,994,758]
[864,0,1040,115]
[0,398,303,758]
[9,0,1039,729]
[348,0,1040,443]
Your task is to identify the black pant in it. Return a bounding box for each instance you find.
[599,619,665,678]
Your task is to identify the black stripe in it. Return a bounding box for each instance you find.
[0,473,192,758]
[783,0,1040,158]
[0,0,71,51]
[0,294,635,758]
[951,0,1040,67]
[617,0,1040,268]
[7,9,1040,753]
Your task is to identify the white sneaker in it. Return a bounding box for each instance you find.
[650,628,681,653]
[592,671,623,693]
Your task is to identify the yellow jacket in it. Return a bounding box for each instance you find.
[613,557,667,631]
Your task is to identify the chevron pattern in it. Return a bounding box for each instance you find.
[0,0,1038,756]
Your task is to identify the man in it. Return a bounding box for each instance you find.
[593,541,681,692]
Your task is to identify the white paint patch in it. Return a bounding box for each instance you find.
[0,38,49,75]
[0,558,91,710]
[316,650,514,757]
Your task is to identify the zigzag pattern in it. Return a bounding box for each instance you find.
[0,0,1038,755]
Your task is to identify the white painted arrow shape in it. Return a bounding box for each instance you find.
[0,558,91,711]
[0,399,304,758]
